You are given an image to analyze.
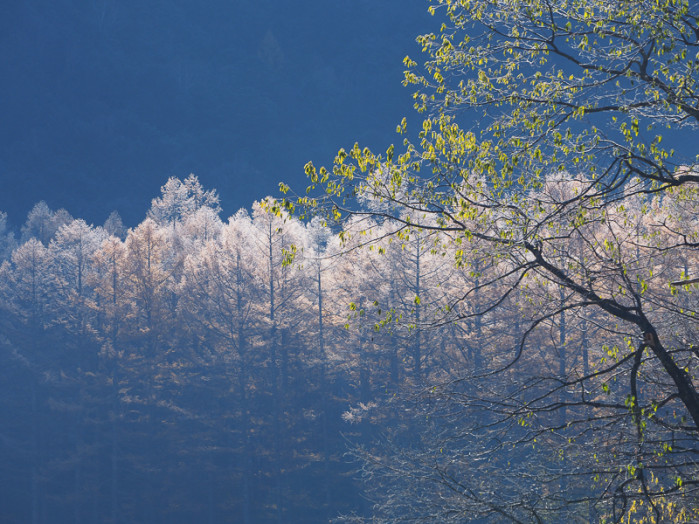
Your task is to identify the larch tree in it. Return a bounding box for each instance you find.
[45,219,106,523]
[147,174,221,228]
[0,238,53,524]
[178,208,260,524]
[88,234,130,524]
[103,211,125,240]
[251,199,311,522]
[48,219,106,333]
[21,202,73,246]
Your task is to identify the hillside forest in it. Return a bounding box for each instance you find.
[2,0,699,522]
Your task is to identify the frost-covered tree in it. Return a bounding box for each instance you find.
[147,174,221,228]
[179,205,223,253]
[3,238,52,329]
[103,211,125,240]
[0,237,55,522]
[48,219,106,332]
[21,202,73,246]
[178,209,260,523]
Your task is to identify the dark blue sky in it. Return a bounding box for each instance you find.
[1,1,433,226]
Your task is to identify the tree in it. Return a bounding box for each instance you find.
[45,219,107,523]
[89,234,130,523]
[103,211,125,240]
[178,209,260,524]
[289,0,699,519]
[250,200,312,522]
[148,174,221,228]
[48,219,106,332]
[0,238,60,523]
[21,202,73,246]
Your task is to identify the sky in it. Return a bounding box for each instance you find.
[0,0,434,227]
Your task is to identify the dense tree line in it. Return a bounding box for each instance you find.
[331,176,699,522]
[2,168,696,522]
[0,175,486,523]
[0,176,355,523]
